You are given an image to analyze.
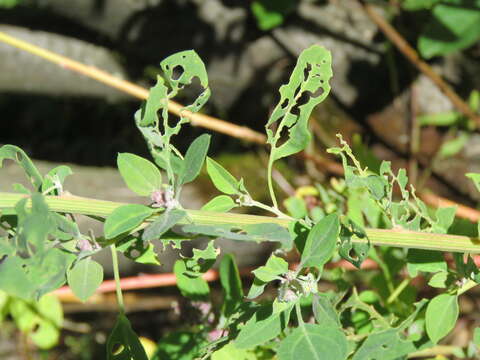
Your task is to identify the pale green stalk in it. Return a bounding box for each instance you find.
[110,244,125,313]
[1,192,480,253]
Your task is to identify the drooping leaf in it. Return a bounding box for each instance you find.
[67,257,104,302]
[178,134,211,186]
[183,240,219,277]
[300,214,339,270]
[201,195,237,212]
[106,313,148,360]
[406,249,447,277]
[418,2,480,58]
[235,301,293,349]
[174,260,209,300]
[219,254,243,317]
[277,323,348,360]
[252,255,288,283]
[265,45,332,162]
[41,165,73,195]
[426,293,459,344]
[142,209,186,242]
[0,145,43,190]
[117,153,162,196]
[206,157,241,195]
[104,204,154,239]
[312,293,340,327]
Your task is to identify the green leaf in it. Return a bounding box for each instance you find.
[104,204,154,239]
[438,132,469,158]
[418,111,462,127]
[183,240,219,277]
[473,327,480,347]
[206,157,240,195]
[178,134,211,186]
[117,237,161,265]
[142,209,186,242]
[246,278,268,300]
[406,249,447,277]
[426,293,459,344]
[466,173,480,193]
[418,2,480,58]
[0,256,36,299]
[220,254,243,317]
[433,206,457,233]
[106,313,148,360]
[174,260,209,300]
[152,331,207,360]
[235,302,293,349]
[250,0,295,30]
[201,195,236,212]
[284,197,308,219]
[300,214,339,270]
[312,293,340,327]
[117,153,162,196]
[67,258,104,302]
[352,328,419,360]
[266,45,332,162]
[41,165,73,194]
[0,145,43,190]
[428,271,449,288]
[211,342,257,360]
[252,255,288,283]
[277,323,348,360]
[338,219,370,268]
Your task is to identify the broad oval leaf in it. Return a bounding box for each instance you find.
[178,134,211,186]
[277,323,348,360]
[104,204,154,239]
[300,214,340,270]
[117,153,162,196]
[352,328,417,360]
[67,258,104,302]
[201,195,236,212]
[206,157,240,195]
[426,293,459,344]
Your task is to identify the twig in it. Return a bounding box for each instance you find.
[359,1,480,126]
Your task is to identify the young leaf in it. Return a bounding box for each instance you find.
[67,257,103,302]
[206,157,240,195]
[219,254,243,317]
[265,45,332,162]
[117,153,162,196]
[277,323,348,360]
[235,302,293,349]
[201,195,236,212]
[0,145,43,190]
[104,204,154,239]
[426,293,459,344]
[178,134,211,186]
[174,260,209,300]
[300,214,339,270]
[252,255,288,283]
[284,196,308,219]
[142,209,186,242]
[41,165,73,194]
[106,314,148,360]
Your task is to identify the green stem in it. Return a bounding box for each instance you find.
[295,301,304,326]
[249,199,292,220]
[457,279,478,296]
[1,192,480,253]
[267,158,278,209]
[110,244,125,314]
[387,278,410,304]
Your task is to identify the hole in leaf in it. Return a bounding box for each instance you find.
[381,344,388,349]
[308,87,325,98]
[111,343,125,355]
[303,63,312,82]
[198,258,205,265]
[280,98,289,109]
[171,65,184,81]
[130,249,140,258]
[31,323,40,333]
[289,90,312,116]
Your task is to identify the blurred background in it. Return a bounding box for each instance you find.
[0,0,479,358]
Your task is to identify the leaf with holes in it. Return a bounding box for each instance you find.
[300,214,339,270]
[117,153,162,196]
[277,323,348,360]
[174,260,209,300]
[426,293,459,344]
[178,134,210,186]
[338,219,370,268]
[67,258,103,302]
[104,204,154,239]
[0,145,43,190]
[183,240,219,277]
[265,45,332,162]
[106,313,148,360]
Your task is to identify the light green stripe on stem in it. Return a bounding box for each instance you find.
[1,192,479,253]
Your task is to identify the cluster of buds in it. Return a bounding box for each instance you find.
[151,186,178,210]
[278,271,318,303]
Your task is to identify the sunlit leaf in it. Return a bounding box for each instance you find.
[106,314,148,360]
[174,260,209,300]
[426,293,459,344]
[201,195,236,212]
[104,204,154,239]
[67,258,103,302]
[178,134,211,186]
[117,153,162,196]
[206,157,240,195]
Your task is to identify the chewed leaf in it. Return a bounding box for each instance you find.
[183,240,219,277]
[174,260,210,300]
[0,145,43,190]
[138,78,168,127]
[117,153,162,196]
[266,45,332,162]
[339,219,370,268]
[106,314,148,360]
